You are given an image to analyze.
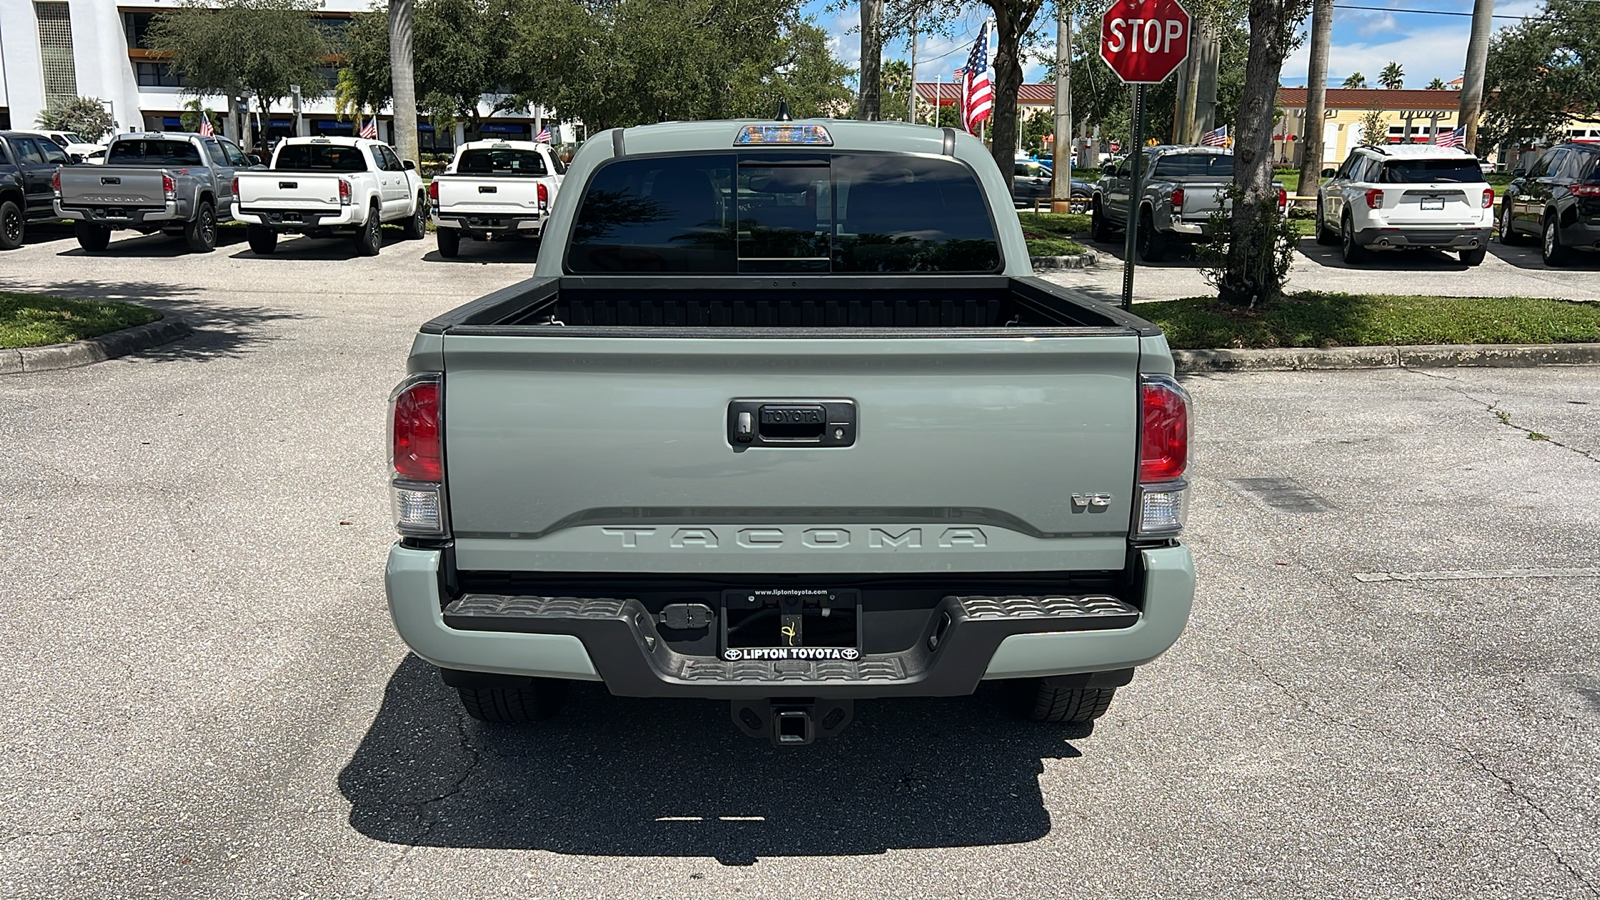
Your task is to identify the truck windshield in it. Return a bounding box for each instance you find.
[107,140,203,166]
[273,144,368,172]
[1152,154,1233,178]
[1379,159,1486,183]
[567,152,1001,274]
[456,148,547,176]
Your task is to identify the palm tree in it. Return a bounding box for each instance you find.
[1343,72,1367,89]
[1379,61,1404,90]
[1425,77,1446,90]
[388,1,418,164]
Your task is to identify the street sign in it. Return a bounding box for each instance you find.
[1100,0,1192,85]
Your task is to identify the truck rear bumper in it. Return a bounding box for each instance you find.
[385,544,1194,697]
[56,200,183,225]
[432,213,542,233]
[232,205,358,229]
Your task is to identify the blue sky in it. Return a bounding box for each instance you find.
[801,1,1544,90]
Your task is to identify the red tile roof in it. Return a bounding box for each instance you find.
[1276,87,1464,111]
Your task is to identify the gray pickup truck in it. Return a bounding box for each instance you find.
[384,119,1196,745]
[55,132,258,253]
[1091,145,1284,262]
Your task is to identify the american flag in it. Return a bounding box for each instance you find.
[1436,126,1465,148]
[535,126,552,143]
[1200,125,1228,147]
[198,111,214,137]
[360,116,378,140]
[961,23,993,135]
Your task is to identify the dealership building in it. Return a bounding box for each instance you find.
[0,0,552,152]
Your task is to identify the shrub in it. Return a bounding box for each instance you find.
[35,97,116,143]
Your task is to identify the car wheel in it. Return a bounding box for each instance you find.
[0,200,24,250]
[1024,682,1117,724]
[436,227,460,258]
[355,205,382,256]
[456,679,569,724]
[74,221,111,252]
[1091,199,1113,243]
[1340,214,1366,264]
[1499,203,1522,245]
[1542,214,1571,267]
[184,200,217,253]
[1136,208,1167,262]
[246,225,277,255]
[1314,199,1339,245]
[403,194,428,240]
[1459,247,1486,266]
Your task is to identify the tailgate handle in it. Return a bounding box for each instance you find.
[101,177,120,185]
[279,181,297,189]
[727,400,855,449]
[478,185,497,193]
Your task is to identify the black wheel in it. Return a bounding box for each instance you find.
[457,679,569,724]
[0,199,23,250]
[1091,199,1114,243]
[1542,214,1571,267]
[403,194,427,240]
[1460,247,1486,266]
[436,227,461,258]
[74,221,110,252]
[1340,213,1366,264]
[355,205,382,256]
[1136,208,1167,262]
[184,200,217,252]
[1314,199,1339,245]
[1025,683,1118,724]
[1499,203,1522,245]
[246,225,277,255]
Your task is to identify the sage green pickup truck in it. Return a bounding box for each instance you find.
[384,118,1195,744]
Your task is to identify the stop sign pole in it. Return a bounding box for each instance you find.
[1100,0,1191,310]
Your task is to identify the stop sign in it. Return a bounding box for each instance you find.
[1100,0,1191,85]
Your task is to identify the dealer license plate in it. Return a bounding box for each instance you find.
[1421,196,1445,211]
[720,588,860,662]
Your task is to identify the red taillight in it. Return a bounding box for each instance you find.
[339,178,352,206]
[537,181,549,211]
[231,176,239,196]
[392,380,441,482]
[52,170,61,193]
[1140,377,1189,482]
[1365,188,1384,210]
[1277,187,1287,212]
[427,180,438,202]
[1170,187,1184,212]
[1482,187,1494,209]
[162,173,177,200]
[1571,184,1600,198]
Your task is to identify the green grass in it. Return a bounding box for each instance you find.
[1139,292,1600,350]
[1018,210,1092,257]
[0,291,161,349]
[1025,236,1088,256]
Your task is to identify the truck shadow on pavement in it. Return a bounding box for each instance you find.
[54,228,246,257]
[226,230,415,261]
[339,655,1087,865]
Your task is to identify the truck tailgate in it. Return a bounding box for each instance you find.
[236,172,343,209]
[57,167,167,208]
[436,176,543,216]
[441,333,1142,574]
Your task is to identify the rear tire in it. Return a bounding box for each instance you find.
[0,199,24,250]
[355,204,382,256]
[1136,208,1167,262]
[436,227,461,258]
[1459,247,1486,266]
[1499,203,1522,245]
[1091,199,1114,243]
[1026,683,1118,724]
[246,225,277,255]
[1340,213,1367,264]
[74,221,111,252]
[1542,214,1572,267]
[456,679,569,724]
[184,200,216,253]
[1314,200,1338,245]
[403,194,427,240]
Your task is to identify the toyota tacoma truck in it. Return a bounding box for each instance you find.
[54,132,257,253]
[1091,145,1285,261]
[429,139,564,258]
[385,119,1196,745]
[232,136,427,256]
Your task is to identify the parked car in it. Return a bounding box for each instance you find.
[429,139,564,257]
[1478,158,1497,175]
[40,130,105,163]
[54,132,258,253]
[1092,145,1282,261]
[1011,158,1091,207]
[0,130,78,250]
[232,136,427,256]
[1314,144,1493,266]
[1499,142,1600,266]
[382,118,1196,745]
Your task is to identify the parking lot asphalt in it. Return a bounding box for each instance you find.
[2,225,1598,899]
[1037,232,1600,304]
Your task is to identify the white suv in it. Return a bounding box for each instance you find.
[1313,145,1495,266]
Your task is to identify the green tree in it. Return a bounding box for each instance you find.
[1425,77,1446,90]
[1356,105,1387,145]
[333,11,394,121]
[1482,0,1600,147]
[1378,61,1404,89]
[35,97,116,142]
[881,59,914,122]
[1342,72,1366,89]
[146,0,330,145]
[414,0,524,137]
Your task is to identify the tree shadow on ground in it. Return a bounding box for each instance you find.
[339,654,1091,865]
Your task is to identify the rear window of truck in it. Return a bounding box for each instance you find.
[273,144,369,172]
[107,140,202,166]
[1379,159,1485,183]
[456,148,547,176]
[1152,153,1233,178]
[566,152,1002,274]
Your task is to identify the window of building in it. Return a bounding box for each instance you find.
[35,2,79,105]
[124,12,155,49]
[136,62,186,88]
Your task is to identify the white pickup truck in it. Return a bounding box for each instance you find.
[232,136,427,256]
[428,140,563,257]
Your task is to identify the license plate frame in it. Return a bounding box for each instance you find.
[719,588,862,663]
[1421,196,1445,211]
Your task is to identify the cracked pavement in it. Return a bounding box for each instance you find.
[1,230,1597,898]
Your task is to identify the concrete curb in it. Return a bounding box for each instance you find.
[0,316,191,376]
[1173,342,1600,373]
[1031,251,1098,270]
